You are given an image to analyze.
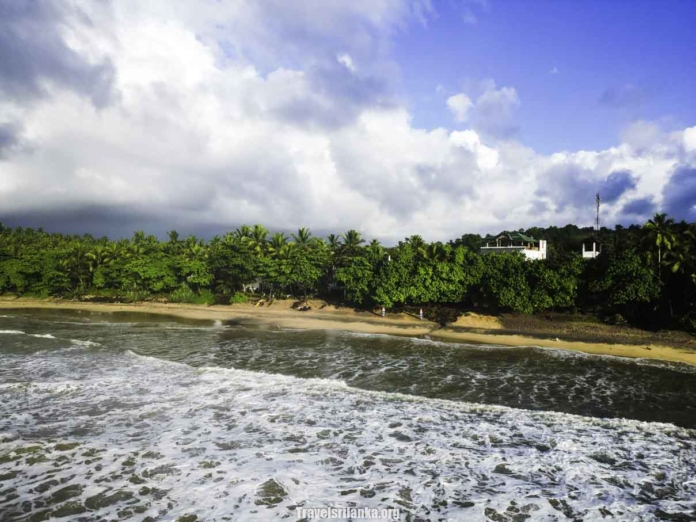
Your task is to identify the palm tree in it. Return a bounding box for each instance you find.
[366,239,384,259]
[406,235,428,260]
[167,230,181,254]
[86,244,113,275]
[292,227,313,249]
[268,232,289,259]
[132,230,146,245]
[243,224,269,256]
[644,213,676,278]
[64,241,92,294]
[341,230,365,256]
[426,242,451,262]
[209,235,222,249]
[327,234,341,252]
[665,229,694,275]
[234,225,253,240]
[222,231,238,247]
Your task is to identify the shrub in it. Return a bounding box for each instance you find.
[194,289,216,306]
[229,292,249,304]
[169,284,215,305]
[169,283,196,303]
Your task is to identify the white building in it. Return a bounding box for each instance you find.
[581,236,602,259]
[242,277,263,292]
[480,232,547,261]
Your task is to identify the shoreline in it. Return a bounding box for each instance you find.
[1,298,695,367]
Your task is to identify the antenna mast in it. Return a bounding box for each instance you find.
[595,193,601,231]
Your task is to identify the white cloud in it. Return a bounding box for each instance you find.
[446,93,473,122]
[447,81,520,138]
[336,53,356,72]
[549,66,559,75]
[683,126,696,153]
[0,0,694,242]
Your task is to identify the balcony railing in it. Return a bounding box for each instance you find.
[480,245,540,251]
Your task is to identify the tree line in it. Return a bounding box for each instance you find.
[0,214,694,331]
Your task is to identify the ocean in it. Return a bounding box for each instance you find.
[1,309,695,521]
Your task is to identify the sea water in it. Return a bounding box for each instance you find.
[0,309,695,521]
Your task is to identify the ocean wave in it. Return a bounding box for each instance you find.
[2,347,695,521]
[70,339,101,347]
[525,344,696,373]
[123,348,691,432]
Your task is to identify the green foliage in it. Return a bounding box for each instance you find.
[168,283,197,303]
[169,283,215,305]
[0,213,694,332]
[229,292,249,304]
[335,255,376,304]
[586,250,661,320]
[479,252,533,313]
[195,289,216,306]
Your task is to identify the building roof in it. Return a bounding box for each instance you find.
[481,231,539,245]
[582,234,602,243]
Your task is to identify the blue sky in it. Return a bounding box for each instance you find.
[0,0,694,240]
[397,0,696,153]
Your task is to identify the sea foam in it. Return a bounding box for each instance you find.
[1,346,694,521]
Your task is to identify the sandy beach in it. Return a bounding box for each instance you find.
[1,297,695,366]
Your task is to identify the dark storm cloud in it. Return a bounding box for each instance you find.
[598,84,647,108]
[0,203,335,242]
[0,205,160,239]
[537,165,638,211]
[621,197,656,217]
[662,165,696,221]
[0,122,22,158]
[0,0,116,107]
[600,170,638,203]
[535,164,596,211]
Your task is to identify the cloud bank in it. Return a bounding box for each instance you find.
[0,0,694,242]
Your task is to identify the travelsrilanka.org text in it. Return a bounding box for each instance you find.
[296,507,400,520]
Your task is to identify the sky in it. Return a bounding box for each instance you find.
[0,0,695,242]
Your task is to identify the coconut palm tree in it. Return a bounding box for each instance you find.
[132,230,146,245]
[665,229,694,275]
[292,227,313,249]
[327,234,341,252]
[86,244,113,274]
[426,242,451,262]
[366,239,385,259]
[222,231,238,247]
[64,241,92,294]
[234,225,253,240]
[341,230,365,256]
[166,230,181,254]
[644,213,676,278]
[243,225,269,256]
[268,232,289,259]
[406,235,428,260]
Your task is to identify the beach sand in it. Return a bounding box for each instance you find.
[1,297,695,366]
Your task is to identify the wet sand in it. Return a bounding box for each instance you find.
[1,297,695,366]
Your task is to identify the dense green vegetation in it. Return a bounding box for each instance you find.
[1,215,694,332]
